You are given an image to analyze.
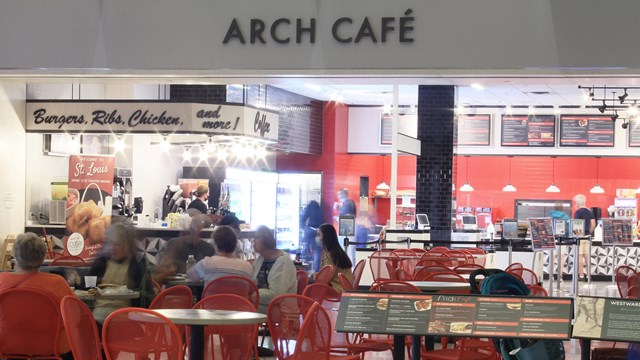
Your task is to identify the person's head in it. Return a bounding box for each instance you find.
[187,214,211,243]
[212,226,239,255]
[220,214,244,237]
[253,225,277,255]
[573,194,587,208]
[14,232,47,271]
[317,224,352,269]
[554,203,564,211]
[103,222,137,262]
[195,185,209,200]
[337,189,349,202]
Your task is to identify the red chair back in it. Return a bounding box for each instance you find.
[303,283,342,304]
[505,262,524,276]
[448,250,473,266]
[453,263,485,274]
[391,249,417,256]
[202,275,259,308]
[616,265,638,298]
[370,280,421,293]
[416,258,449,268]
[414,265,455,281]
[352,259,366,289]
[193,294,258,360]
[267,294,317,359]
[465,248,487,267]
[369,250,399,281]
[61,295,102,360]
[315,265,334,286]
[398,258,421,274]
[628,273,640,290]
[296,270,309,295]
[295,302,333,357]
[429,246,450,253]
[420,252,453,266]
[102,308,183,360]
[338,273,353,291]
[410,248,428,254]
[628,285,640,299]
[149,285,193,310]
[396,268,414,281]
[0,288,64,358]
[527,285,548,297]
[512,268,539,286]
[385,261,398,280]
[50,255,87,267]
[422,272,467,283]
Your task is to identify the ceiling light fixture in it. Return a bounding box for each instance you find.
[619,88,629,103]
[504,105,513,115]
[546,157,560,193]
[470,83,485,91]
[68,134,81,154]
[502,156,517,192]
[554,106,561,115]
[459,156,474,192]
[611,111,619,122]
[598,101,607,114]
[198,146,209,161]
[628,102,638,117]
[622,121,630,130]
[590,157,605,194]
[182,146,192,162]
[528,106,535,115]
[382,103,392,115]
[113,135,126,153]
[588,87,595,99]
[159,136,171,152]
[376,156,391,192]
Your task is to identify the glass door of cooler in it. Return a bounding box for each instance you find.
[223,179,251,222]
[276,184,300,250]
[250,181,276,230]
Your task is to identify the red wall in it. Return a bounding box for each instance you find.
[455,156,640,221]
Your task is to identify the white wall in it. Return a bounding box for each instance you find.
[0,83,26,240]
[347,107,417,154]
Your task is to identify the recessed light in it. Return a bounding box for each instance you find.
[470,83,485,91]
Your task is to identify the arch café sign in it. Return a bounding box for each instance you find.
[25,101,279,141]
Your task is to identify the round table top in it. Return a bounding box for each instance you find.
[153,309,267,326]
[165,279,205,287]
[75,290,140,300]
[406,281,471,291]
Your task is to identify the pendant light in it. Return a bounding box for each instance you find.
[375,155,391,191]
[502,156,517,192]
[459,156,474,192]
[590,157,605,194]
[546,156,561,193]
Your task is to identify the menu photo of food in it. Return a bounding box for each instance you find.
[376,298,389,311]
[449,322,473,334]
[414,299,432,312]
[428,320,449,334]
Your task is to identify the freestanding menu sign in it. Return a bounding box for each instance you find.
[65,155,114,262]
[573,296,640,342]
[501,115,555,147]
[602,218,634,246]
[529,218,556,250]
[335,292,573,339]
[559,115,615,147]
[457,114,491,146]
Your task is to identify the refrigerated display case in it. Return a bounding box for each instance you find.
[223,179,251,223]
[276,184,300,249]
[250,181,277,229]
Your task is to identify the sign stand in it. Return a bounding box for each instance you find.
[611,244,617,286]
[557,242,564,294]
[507,239,513,265]
[547,248,555,295]
[571,240,579,297]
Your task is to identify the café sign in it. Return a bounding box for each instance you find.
[25,101,279,141]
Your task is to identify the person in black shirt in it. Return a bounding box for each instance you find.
[300,200,324,272]
[573,194,596,282]
[187,184,209,215]
[333,189,356,224]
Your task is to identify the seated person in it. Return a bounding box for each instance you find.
[0,232,75,359]
[90,222,153,320]
[154,214,215,283]
[219,214,247,258]
[251,225,297,314]
[187,225,253,284]
[311,224,354,292]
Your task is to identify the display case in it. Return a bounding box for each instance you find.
[276,184,300,249]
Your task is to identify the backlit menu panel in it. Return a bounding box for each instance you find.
[629,118,640,147]
[559,115,614,147]
[573,296,640,342]
[457,114,491,146]
[501,115,555,147]
[336,292,573,339]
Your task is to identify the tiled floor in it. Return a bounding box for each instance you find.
[261,280,627,359]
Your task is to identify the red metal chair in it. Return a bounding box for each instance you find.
[429,246,450,253]
[628,273,640,290]
[391,249,417,256]
[422,272,467,283]
[416,258,450,268]
[511,268,539,286]
[202,275,259,309]
[315,265,335,286]
[616,265,638,298]
[396,268,414,281]
[266,294,320,359]
[449,250,474,266]
[47,251,64,260]
[385,261,398,280]
[420,252,454,267]
[50,255,87,267]
[369,250,399,281]
[150,285,193,310]
[61,295,102,360]
[0,288,65,359]
[352,259,366,289]
[411,248,428,254]
[527,285,548,297]
[297,270,310,295]
[414,265,456,281]
[453,263,485,274]
[338,273,353,291]
[193,294,258,360]
[422,338,494,360]
[628,285,640,299]
[102,308,183,360]
[370,280,421,293]
[303,283,342,304]
[398,257,421,274]
[505,262,524,276]
[465,248,487,267]
[295,302,360,360]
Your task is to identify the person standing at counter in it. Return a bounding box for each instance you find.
[187,226,253,284]
[573,194,596,282]
[90,222,153,319]
[187,184,209,215]
[310,224,354,292]
[550,203,570,281]
[154,215,215,283]
[334,188,356,219]
[251,225,297,314]
[300,200,324,273]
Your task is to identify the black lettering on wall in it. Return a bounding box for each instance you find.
[332,17,353,43]
[399,9,415,43]
[271,18,291,44]
[354,17,377,43]
[223,18,246,44]
[250,19,266,44]
[296,18,316,44]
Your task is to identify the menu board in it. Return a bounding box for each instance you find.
[457,114,491,146]
[529,218,556,250]
[602,218,634,246]
[335,292,573,339]
[502,221,519,240]
[573,296,640,342]
[559,115,615,147]
[501,115,555,147]
[628,118,640,147]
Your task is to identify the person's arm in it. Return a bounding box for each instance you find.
[188,260,205,281]
[589,219,596,235]
[259,257,296,305]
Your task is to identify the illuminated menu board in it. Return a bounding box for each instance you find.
[457,114,491,146]
[336,292,573,339]
[559,115,614,147]
[573,296,640,342]
[529,218,556,250]
[501,115,555,147]
[602,218,634,246]
[628,118,640,147]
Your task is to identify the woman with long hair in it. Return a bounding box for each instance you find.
[313,223,353,292]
